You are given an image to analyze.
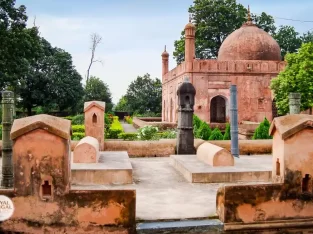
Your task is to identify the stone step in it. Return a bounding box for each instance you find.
[136,219,224,234]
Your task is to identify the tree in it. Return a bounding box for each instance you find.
[114,95,129,112]
[86,33,102,83]
[125,73,162,114]
[270,42,313,115]
[173,0,276,64]
[301,31,313,44]
[84,76,113,112]
[273,26,302,59]
[252,118,271,139]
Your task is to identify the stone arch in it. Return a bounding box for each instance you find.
[272,98,279,119]
[210,95,228,123]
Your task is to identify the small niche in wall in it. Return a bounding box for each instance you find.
[276,158,280,176]
[42,180,52,197]
[92,113,97,124]
[185,95,190,105]
[302,174,311,192]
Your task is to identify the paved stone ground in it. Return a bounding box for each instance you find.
[0,156,271,221]
[73,157,222,220]
[121,122,137,133]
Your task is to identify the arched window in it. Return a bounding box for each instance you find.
[92,113,97,124]
[210,96,226,123]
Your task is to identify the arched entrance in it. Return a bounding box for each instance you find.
[210,96,226,123]
[272,98,279,119]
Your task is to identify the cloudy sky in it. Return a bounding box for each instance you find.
[16,0,313,103]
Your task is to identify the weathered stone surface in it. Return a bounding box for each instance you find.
[84,101,105,150]
[176,77,196,155]
[217,113,313,231]
[11,114,71,140]
[197,142,234,166]
[73,136,99,163]
[0,189,136,233]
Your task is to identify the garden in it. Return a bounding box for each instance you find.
[65,113,272,141]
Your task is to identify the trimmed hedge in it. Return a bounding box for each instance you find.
[72,132,85,140]
[71,125,85,133]
[118,133,138,141]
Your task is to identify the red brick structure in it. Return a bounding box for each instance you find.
[162,14,286,124]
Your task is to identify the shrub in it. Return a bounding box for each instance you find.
[72,132,85,140]
[160,129,177,139]
[196,121,211,140]
[72,114,84,125]
[252,118,272,140]
[209,128,224,140]
[64,116,74,121]
[223,123,231,140]
[72,125,85,133]
[0,125,2,140]
[118,132,138,141]
[138,125,159,140]
[124,116,133,124]
[193,114,202,129]
[106,116,124,139]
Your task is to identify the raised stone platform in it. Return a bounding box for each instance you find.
[170,154,272,183]
[71,151,133,185]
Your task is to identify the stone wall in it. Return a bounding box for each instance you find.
[132,117,176,130]
[0,189,136,233]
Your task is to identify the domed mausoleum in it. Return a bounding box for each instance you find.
[161,10,286,128]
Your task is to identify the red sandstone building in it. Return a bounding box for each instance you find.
[162,15,286,124]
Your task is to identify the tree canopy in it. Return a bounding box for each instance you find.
[270,42,313,115]
[173,0,313,64]
[0,0,85,115]
[119,73,162,114]
[84,76,113,112]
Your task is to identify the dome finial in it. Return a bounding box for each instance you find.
[247,5,251,22]
[164,45,167,52]
[189,14,192,23]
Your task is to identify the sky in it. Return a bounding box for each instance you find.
[16,0,313,104]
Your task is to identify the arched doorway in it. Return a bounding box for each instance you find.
[272,98,279,119]
[210,96,226,123]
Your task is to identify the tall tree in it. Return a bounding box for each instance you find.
[86,33,102,83]
[125,73,162,114]
[271,42,313,115]
[273,25,302,59]
[84,76,113,111]
[173,0,276,64]
[114,95,129,112]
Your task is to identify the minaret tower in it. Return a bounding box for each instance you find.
[161,45,169,77]
[184,14,196,73]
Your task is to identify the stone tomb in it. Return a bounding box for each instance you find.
[171,142,272,183]
[216,114,313,231]
[0,114,135,233]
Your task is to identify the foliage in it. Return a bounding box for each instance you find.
[118,133,138,141]
[72,132,85,141]
[159,129,177,139]
[138,125,159,140]
[271,42,313,115]
[196,121,211,140]
[273,26,302,59]
[0,1,84,115]
[124,73,162,114]
[71,125,85,133]
[106,116,123,139]
[124,116,133,124]
[173,0,275,63]
[133,112,161,117]
[0,125,2,140]
[252,118,272,140]
[84,76,113,112]
[114,95,129,112]
[71,114,84,125]
[64,116,74,121]
[223,123,231,140]
[209,128,224,140]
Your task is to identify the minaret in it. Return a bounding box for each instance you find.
[184,14,196,73]
[161,45,169,76]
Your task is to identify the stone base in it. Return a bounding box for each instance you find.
[71,151,133,185]
[170,155,272,183]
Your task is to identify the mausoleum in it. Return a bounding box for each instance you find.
[162,11,286,124]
